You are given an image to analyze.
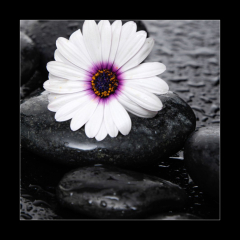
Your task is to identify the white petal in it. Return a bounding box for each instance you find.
[121,62,166,79]
[48,91,89,112]
[117,92,157,118]
[120,84,163,111]
[107,20,122,69]
[47,61,91,81]
[83,20,102,69]
[120,38,154,73]
[100,20,111,69]
[48,73,66,81]
[104,100,118,137]
[98,20,103,32]
[113,31,146,72]
[54,49,78,68]
[117,21,137,54]
[43,79,90,94]
[85,102,104,138]
[95,121,108,141]
[108,97,131,135]
[48,92,62,102]
[70,96,100,131]
[123,76,169,95]
[56,37,93,72]
[55,94,92,122]
[69,29,94,64]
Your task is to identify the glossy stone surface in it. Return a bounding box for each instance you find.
[20,91,196,168]
[56,165,188,219]
[20,31,39,85]
[184,126,220,200]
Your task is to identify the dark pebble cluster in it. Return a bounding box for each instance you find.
[20,20,220,220]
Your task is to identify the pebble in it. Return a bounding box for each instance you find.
[184,126,220,200]
[21,91,196,169]
[56,165,188,219]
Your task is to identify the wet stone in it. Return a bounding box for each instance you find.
[20,32,39,85]
[184,126,220,201]
[20,91,196,169]
[56,165,188,219]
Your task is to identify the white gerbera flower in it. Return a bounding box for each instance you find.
[43,20,169,141]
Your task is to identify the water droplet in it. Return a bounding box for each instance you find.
[94,164,102,167]
[169,76,188,82]
[158,164,170,168]
[104,196,119,201]
[26,203,33,211]
[187,81,205,87]
[100,201,107,208]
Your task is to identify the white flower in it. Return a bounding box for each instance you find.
[43,20,169,141]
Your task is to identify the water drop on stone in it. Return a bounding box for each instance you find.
[100,201,107,208]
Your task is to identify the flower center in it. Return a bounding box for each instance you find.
[91,69,119,98]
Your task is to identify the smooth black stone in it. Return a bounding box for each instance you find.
[184,126,219,201]
[20,32,39,85]
[147,212,201,220]
[56,165,188,219]
[20,20,148,78]
[20,91,196,169]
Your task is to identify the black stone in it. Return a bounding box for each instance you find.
[20,91,196,169]
[20,32,40,85]
[20,20,149,79]
[184,126,220,201]
[56,165,188,219]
